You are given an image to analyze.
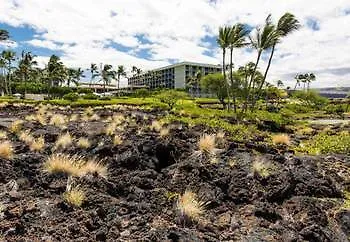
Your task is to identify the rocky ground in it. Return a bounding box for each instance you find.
[0,103,350,241]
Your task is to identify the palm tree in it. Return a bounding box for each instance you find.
[308,73,316,91]
[186,70,202,97]
[277,80,284,88]
[228,23,249,112]
[46,55,67,89]
[100,64,116,94]
[18,51,37,95]
[248,15,280,110]
[217,26,232,110]
[0,29,9,41]
[116,65,126,92]
[89,63,98,87]
[2,50,16,95]
[261,13,300,88]
[294,74,301,90]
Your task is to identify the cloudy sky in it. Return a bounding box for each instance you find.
[0,0,349,88]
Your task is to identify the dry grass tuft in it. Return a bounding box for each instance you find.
[77,137,91,149]
[69,114,79,122]
[0,141,14,159]
[54,133,73,150]
[150,120,162,132]
[159,127,170,138]
[29,136,45,152]
[9,120,24,133]
[64,187,85,207]
[198,134,216,154]
[252,160,275,178]
[105,122,117,136]
[18,130,34,144]
[44,153,84,176]
[82,160,108,178]
[272,134,290,146]
[177,190,205,223]
[113,135,123,146]
[49,114,66,127]
[84,107,94,116]
[0,131,7,139]
[90,114,100,121]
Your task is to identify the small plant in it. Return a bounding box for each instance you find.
[156,90,188,109]
[272,134,290,146]
[77,137,91,149]
[159,127,170,138]
[84,107,94,116]
[252,160,275,178]
[29,136,45,152]
[216,131,225,147]
[44,153,84,176]
[70,114,79,122]
[150,120,162,132]
[54,133,73,150]
[105,122,117,136]
[198,134,216,154]
[177,190,205,223]
[49,114,66,127]
[0,141,14,159]
[90,114,100,121]
[82,160,108,178]
[64,186,85,207]
[0,131,7,139]
[9,120,24,133]
[113,135,123,146]
[18,130,34,144]
[63,92,79,102]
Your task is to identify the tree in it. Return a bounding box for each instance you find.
[100,64,116,94]
[201,73,228,108]
[46,55,66,88]
[308,73,316,90]
[260,13,300,93]
[248,15,280,110]
[116,65,126,95]
[228,23,249,113]
[276,80,284,88]
[89,63,99,87]
[18,51,37,95]
[186,70,202,97]
[156,90,188,109]
[217,26,232,110]
[1,50,16,95]
[0,29,9,41]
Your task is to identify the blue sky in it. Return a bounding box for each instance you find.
[1,0,350,88]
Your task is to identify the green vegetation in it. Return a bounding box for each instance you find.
[156,90,188,109]
[297,131,350,155]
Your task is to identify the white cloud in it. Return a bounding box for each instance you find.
[0,0,350,87]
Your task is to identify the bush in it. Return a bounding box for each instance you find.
[292,90,328,108]
[63,92,79,102]
[134,88,150,99]
[156,90,188,109]
[324,104,346,115]
[49,86,73,98]
[12,82,49,94]
[99,96,111,100]
[82,93,99,100]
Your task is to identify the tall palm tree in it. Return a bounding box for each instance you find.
[89,63,98,87]
[100,64,116,94]
[308,73,316,91]
[228,23,249,112]
[2,50,16,95]
[248,15,280,110]
[217,26,232,110]
[18,51,37,95]
[259,13,300,93]
[0,29,9,41]
[116,65,126,90]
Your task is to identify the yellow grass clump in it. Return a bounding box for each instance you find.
[29,136,45,152]
[0,141,14,159]
[0,131,7,139]
[49,114,66,127]
[105,122,117,136]
[19,130,34,144]
[150,120,162,132]
[198,134,216,154]
[10,120,24,133]
[252,160,275,178]
[113,135,123,146]
[177,190,205,222]
[70,114,79,122]
[272,134,290,146]
[159,127,170,138]
[82,160,108,178]
[84,107,94,116]
[64,187,85,207]
[77,137,91,149]
[54,133,73,150]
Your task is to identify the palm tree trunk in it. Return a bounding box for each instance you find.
[222,49,231,111]
[252,44,275,109]
[245,50,262,112]
[230,47,237,113]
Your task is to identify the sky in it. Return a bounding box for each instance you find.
[0,0,349,88]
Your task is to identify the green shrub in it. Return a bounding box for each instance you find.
[297,131,350,155]
[49,86,73,97]
[77,88,93,94]
[99,96,111,100]
[292,90,328,108]
[134,88,150,99]
[156,90,188,109]
[324,104,346,115]
[82,93,99,100]
[285,103,313,113]
[63,92,79,102]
